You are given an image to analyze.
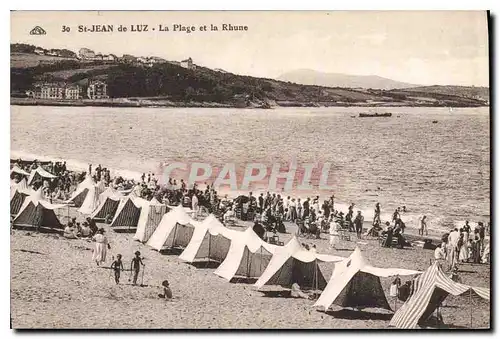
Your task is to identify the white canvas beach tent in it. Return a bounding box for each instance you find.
[90,187,124,221]
[109,196,143,232]
[10,178,29,198]
[146,205,199,251]
[179,214,240,264]
[214,227,278,281]
[12,189,67,232]
[27,166,58,186]
[77,180,107,215]
[133,198,168,243]
[10,189,32,216]
[389,261,490,329]
[254,236,344,290]
[77,185,99,215]
[10,178,35,215]
[66,175,95,207]
[95,180,106,194]
[314,247,421,312]
[10,165,30,177]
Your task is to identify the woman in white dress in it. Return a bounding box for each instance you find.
[92,228,110,266]
[329,216,339,248]
[459,229,469,262]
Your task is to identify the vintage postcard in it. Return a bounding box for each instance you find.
[10,11,490,329]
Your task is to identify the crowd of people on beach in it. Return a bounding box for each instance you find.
[12,159,491,271]
[434,221,490,269]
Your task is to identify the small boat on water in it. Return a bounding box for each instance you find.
[359,112,392,118]
[432,120,438,124]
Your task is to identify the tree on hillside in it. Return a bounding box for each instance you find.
[11,43,37,54]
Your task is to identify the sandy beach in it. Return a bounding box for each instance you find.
[10,210,490,329]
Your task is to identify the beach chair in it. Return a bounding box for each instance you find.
[267,233,284,246]
[379,234,399,247]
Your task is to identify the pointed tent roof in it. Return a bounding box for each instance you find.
[214,227,278,281]
[10,178,30,198]
[110,196,142,230]
[11,165,30,176]
[314,247,421,312]
[66,175,95,204]
[389,261,490,329]
[10,184,34,215]
[146,205,199,251]
[28,167,58,185]
[15,177,29,191]
[98,186,123,202]
[254,236,344,289]
[90,188,123,220]
[178,214,239,263]
[13,189,67,231]
[78,185,101,215]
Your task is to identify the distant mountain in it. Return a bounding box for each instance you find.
[278,69,418,90]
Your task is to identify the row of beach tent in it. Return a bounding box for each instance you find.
[11,165,58,186]
[9,176,490,329]
[139,205,490,329]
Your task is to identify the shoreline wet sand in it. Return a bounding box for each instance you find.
[10,207,490,329]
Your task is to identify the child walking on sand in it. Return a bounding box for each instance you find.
[111,254,124,284]
[130,251,145,285]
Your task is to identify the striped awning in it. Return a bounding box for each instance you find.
[390,262,490,329]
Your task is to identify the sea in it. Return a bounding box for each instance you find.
[11,105,490,232]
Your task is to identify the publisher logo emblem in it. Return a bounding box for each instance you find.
[29,26,46,35]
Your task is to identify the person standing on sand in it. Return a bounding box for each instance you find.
[354,211,364,239]
[329,216,339,248]
[459,228,470,262]
[111,254,124,284]
[296,198,302,220]
[130,251,145,285]
[191,193,199,218]
[463,220,471,234]
[303,198,310,220]
[478,222,485,254]
[92,228,110,266]
[289,198,297,222]
[329,194,335,213]
[322,200,331,221]
[284,197,290,221]
[373,203,381,226]
[347,203,355,232]
[434,244,446,267]
[447,228,460,269]
[419,216,428,236]
[472,229,481,264]
[392,208,400,222]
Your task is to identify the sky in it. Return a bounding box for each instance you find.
[10,11,489,86]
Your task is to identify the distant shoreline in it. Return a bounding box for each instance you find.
[10,97,489,109]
